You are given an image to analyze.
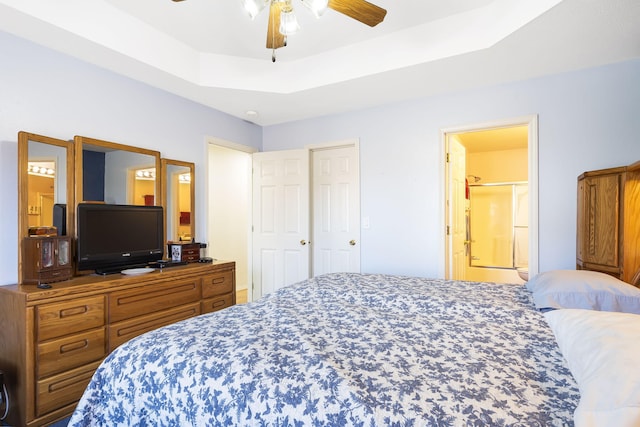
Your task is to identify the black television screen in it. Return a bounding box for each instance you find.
[77,203,164,273]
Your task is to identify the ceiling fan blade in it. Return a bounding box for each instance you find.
[328,0,387,27]
[267,2,286,49]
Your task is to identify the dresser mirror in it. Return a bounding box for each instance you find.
[74,135,161,207]
[161,159,195,243]
[18,131,75,282]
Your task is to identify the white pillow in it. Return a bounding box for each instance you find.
[544,309,640,427]
[526,269,640,313]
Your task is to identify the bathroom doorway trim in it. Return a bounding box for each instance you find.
[442,115,539,281]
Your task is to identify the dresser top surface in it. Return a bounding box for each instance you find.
[0,260,235,302]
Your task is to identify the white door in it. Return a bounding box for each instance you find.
[311,146,360,275]
[447,137,467,280]
[252,149,310,299]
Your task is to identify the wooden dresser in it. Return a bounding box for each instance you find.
[577,161,640,285]
[0,261,235,427]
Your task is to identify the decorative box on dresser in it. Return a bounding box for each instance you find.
[576,160,640,286]
[22,236,73,285]
[0,261,235,427]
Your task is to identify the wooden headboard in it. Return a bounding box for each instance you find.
[576,160,640,288]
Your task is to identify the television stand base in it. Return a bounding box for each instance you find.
[95,264,148,275]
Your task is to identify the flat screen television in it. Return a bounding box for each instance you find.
[77,203,164,274]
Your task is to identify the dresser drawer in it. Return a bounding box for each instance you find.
[202,270,234,298]
[32,267,73,284]
[38,328,106,378]
[36,360,102,417]
[202,293,234,314]
[109,302,201,350]
[109,278,201,323]
[37,296,105,342]
[182,251,200,262]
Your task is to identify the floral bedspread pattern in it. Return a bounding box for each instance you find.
[69,273,579,426]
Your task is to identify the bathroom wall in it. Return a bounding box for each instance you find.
[467,148,528,183]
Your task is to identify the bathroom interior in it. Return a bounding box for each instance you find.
[455,126,529,284]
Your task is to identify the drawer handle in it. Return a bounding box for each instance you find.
[60,306,88,318]
[60,340,89,354]
[210,277,225,285]
[211,300,226,308]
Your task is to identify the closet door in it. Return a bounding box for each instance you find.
[252,150,310,298]
[311,145,360,276]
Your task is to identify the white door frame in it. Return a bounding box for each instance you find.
[206,136,257,301]
[442,115,539,279]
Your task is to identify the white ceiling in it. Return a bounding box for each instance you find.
[0,0,639,126]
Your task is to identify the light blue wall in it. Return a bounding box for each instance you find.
[263,59,640,278]
[0,30,262,285]
[2,27,639,285]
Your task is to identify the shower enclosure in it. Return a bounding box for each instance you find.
[468,182,528,270]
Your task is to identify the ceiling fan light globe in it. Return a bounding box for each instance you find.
[241,0,268,20]
[301,0,328,18]
[279,9,300,35]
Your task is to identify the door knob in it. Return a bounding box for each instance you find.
[300,240,307,246]
[349,240,356,246]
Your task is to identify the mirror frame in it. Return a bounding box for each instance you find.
[160,158,195,247]
[18,131,75,283]
[74,135,161,210]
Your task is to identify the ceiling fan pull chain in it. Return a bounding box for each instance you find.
[272,48,276,62]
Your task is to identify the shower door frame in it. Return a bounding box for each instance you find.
[467,181,528,270]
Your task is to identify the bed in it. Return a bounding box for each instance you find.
[68,271,640,426]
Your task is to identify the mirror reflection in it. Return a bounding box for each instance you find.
[161,159,194,243]
[19,133,74,238]
[18,131,75,283]
[26,159,59,228]
[75,136,161,206]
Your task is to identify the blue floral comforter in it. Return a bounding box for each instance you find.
[69,273,579,426]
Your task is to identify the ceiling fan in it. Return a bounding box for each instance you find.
[172,0,387,62]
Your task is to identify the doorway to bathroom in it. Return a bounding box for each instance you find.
[443,116,539,284]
